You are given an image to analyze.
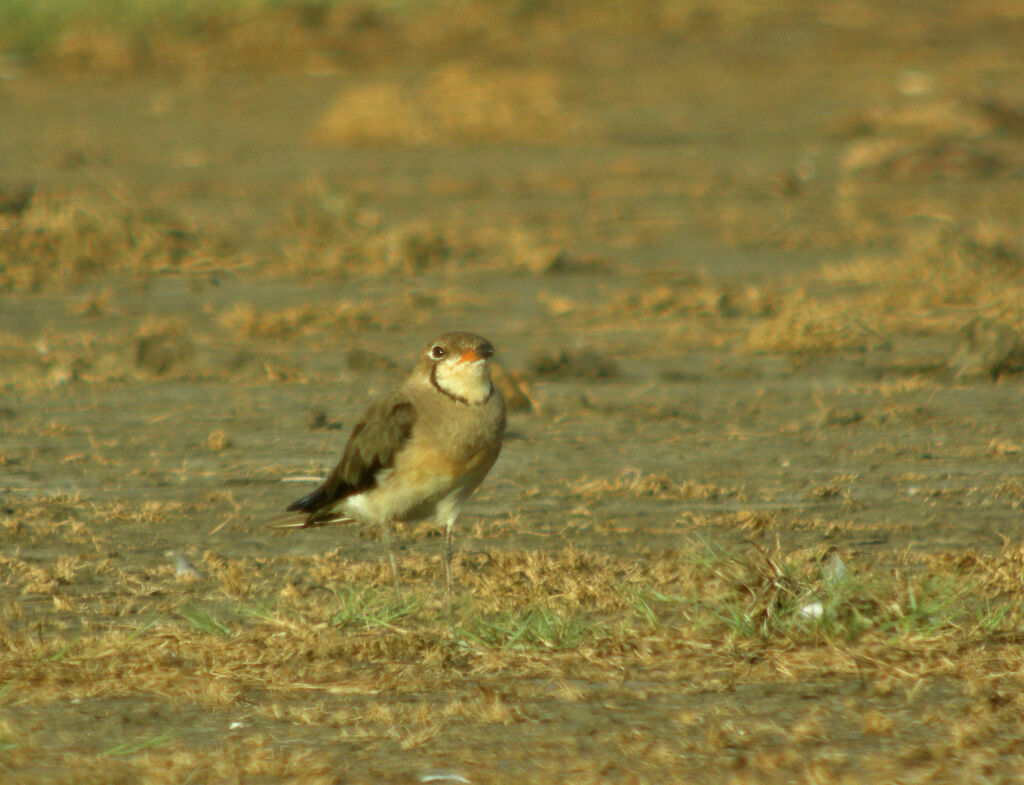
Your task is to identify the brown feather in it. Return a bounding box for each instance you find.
[286,398,416,521]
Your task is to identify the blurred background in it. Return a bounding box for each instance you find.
[3,0,1024,361]
[4,3,1024,782]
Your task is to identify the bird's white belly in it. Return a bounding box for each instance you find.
[341,471,461,525]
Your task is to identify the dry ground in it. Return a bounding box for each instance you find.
[4,2,1024,783]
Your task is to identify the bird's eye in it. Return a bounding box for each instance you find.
[430,345,447,359]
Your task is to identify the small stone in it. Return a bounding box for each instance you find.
[419,771,471,784]
[46,365,75,388]
[491,363,536,412]
[799,601,824,620]
[206,430,232,451]
[948,317,1024,380]
[539,249,610,274]
[530,348,619,380]
[345,348,398,372]
[823,554,847,586]
[308,408,344,430]
[135,331,192,375]
[166,551,203,581]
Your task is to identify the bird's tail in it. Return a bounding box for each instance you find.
[286,486,328,514]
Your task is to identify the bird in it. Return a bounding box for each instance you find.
[275,332,507,608]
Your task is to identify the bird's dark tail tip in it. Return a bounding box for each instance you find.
[286,487,326,514]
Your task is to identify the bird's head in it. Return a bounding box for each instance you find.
[423,332,496,405]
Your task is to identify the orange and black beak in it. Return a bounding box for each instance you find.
[459,342,494,363]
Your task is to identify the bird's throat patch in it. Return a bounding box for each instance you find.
[431,363,493,405]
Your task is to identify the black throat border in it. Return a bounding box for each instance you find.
[430,364,494,406]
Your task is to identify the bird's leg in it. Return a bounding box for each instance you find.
[443,519,455,619]
[382,522,402,597]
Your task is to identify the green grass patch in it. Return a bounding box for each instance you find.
[127,544,1024,660]
[0,0,439,64]
[176,604,233,638]
[692,542,997,645]
[328,585,421,631]
[457,605,594,651]
[103,729,177,757]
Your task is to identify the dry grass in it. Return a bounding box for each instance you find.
[569,220,1024,359]
[569,470,738,502]
[0,192,244,293]
[0,0,780,74]
[218,302,381,341]
[4,3,1024,780]
[7,174,1021,369]
[312,64,586,146]
[744,223,1024,355]
[4,532,1024,781]
[276,179,552,278]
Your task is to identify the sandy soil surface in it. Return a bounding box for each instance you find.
[4,4,1024,783]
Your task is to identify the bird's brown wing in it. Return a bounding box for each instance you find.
[285,397,416,524]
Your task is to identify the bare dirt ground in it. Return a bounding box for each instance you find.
[4,3,1024,783]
